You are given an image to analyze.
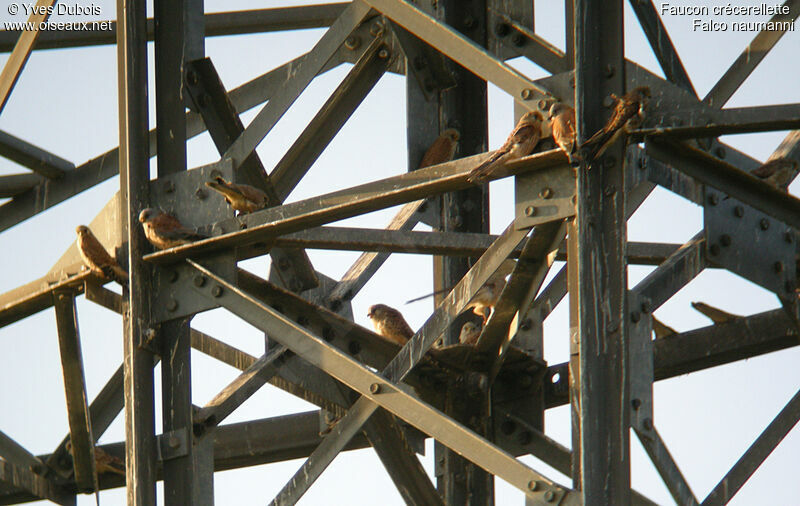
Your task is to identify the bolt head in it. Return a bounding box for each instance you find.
[211,286,223,298]
[378,48,390,59]
[715,146,727,159]
[760,218,770,231]
[709,194,719,206]
[344,35,360,50]
[369,383,381,394]
[604,64,615,77]
[511,33,525,47]
[544,490,556,502]
[643,417,654,431]
[521,89,533,100]
[640,301,650,314]
[632,398,642,410]
[168,269,179,282]
[539,187,553,199]
[166,299,178,312]
[524,206,536,217]
[494,22,510,36]
[631,311,641,323]
[194,275,206,287]
[528,480,538,491]
[734,206,744,218]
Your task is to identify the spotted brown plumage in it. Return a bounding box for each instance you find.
[205,176,269,214]
[75,225,128,286]
[367,304,414,346]
[418,128,460,169]
[467,110,544,183]
[138,208,206,250]
[549,103,578,165]
[580,86,651,165]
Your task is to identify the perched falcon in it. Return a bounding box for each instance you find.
[138,208,206,250]
[652,316,677,339]
[467,110,544,183]
[580,86,651,165]
[750,157,799,191]
[419,128,460,169]
[75,225,128,286]
[466,275,505,323]
[548,103,578,165]
[367,304,414,346]
[458,320,481,345]
[691,301,740,324]
[65,441,125,476]
[205,176,269,214]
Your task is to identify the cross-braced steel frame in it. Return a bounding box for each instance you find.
[0,0,799,504]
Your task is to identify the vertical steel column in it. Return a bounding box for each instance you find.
[117,0,157,504]
[154,0,194,503]
[569,0,630,503]
[404,0,490,503]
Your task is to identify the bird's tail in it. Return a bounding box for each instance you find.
[406,286,452,304]
[691,301,739,324]
[467,150,505,183]
[579,131,612,166]
[102,265,129,286]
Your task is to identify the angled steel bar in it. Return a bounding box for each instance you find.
[389,20,456,100]
[0,460,74,506]
[490,11,570,74]
[267,224,530,504]
[638,103,800,139]
[647,138,800,230]
[0,0,56,114]
[770,129,800,162]
[195,345,289,429]
[364,0,555,103]
[219,1,371,172]
[476,221,567,377]
[545,308,798,408]
[702,388,800,505]
[0,431,44,472]
[363,409,444,506]
[0,173,41,197]
[185,57,319,292]
[633,232,705,310]
[0,130,74,178]
[84,280,124,314]
[326,200,426,306]
[143,149,565,263]
[270,35,390,201]
[0,5,349,52]
[186,254,580,505]
[634,427,698,506]
[628,0,695,95]
[703,0,800,107]
[117,0,157,502]
[53,290,96,493]
[571,0,630,501]
[0,271,91,329]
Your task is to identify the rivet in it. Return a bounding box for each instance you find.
[195,188,207,200]
[369,383,381,394]
[715,146,727,159]
[734,206,744,218]
[544,490,556,502]
[322,327,335,342]
[631,311,641,323]
[211,286,223,298]
[632,398,642,410]
[708,194,719,206]
[378,48,390,59]
[166,299,178,312]
[494,22,510,37]
[528,480,538,491]
[511,33,525,47]
[604,64,615,77]
[760,218,770,230]
[168,270,179,282]
[344,35,360,50]
[329,299,342,312]
[720,234,732,247]
[194,275,206,287]
[463,15,477,29]
[709,244,721,256]
[539,187,553,199]
[643,417,653,431]
[517,430,532,445]
[164,180,175,193]
[538,99,548,111]
[784,231,794,243]
[525,206,536,216]
[774,261,783,273]
[521,89,533,100]
[369,21,383,36]
[640,301,650,314]
[520,318,532,330]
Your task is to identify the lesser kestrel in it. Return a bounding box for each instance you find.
[75,225,128,286]
[691,301,740,324]
[138,208,206,250]
[419,128,460,169]
[205,176,269,214]
[549,103,578,165]
[458,320,481,345]
[367,304,414,346]
[467,111,544,183]
[580,86,651,165]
